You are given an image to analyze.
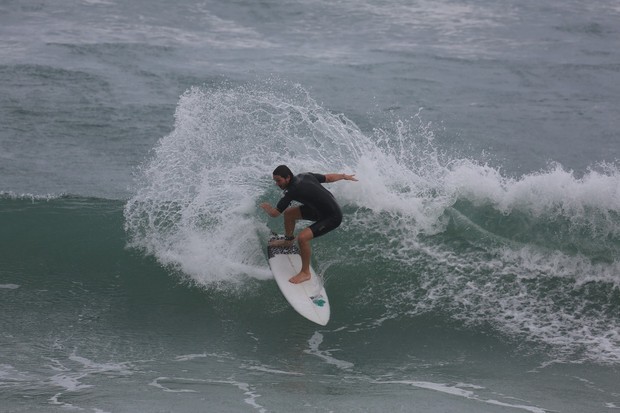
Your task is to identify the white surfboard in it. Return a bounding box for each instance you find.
[267,234,330,326]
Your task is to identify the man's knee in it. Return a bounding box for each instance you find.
[297,228,314,243]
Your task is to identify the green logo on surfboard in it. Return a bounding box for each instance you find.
[312,295,326,307]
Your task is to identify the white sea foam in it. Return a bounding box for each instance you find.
[149,377,266,412]
[0,364,30,384]
[149,377,198,393]
[174,353,208,362]
[68,354,133,375]
[305,331,354,370]
[174,352,235,362]
[241,363,304,376]
[377,380,547,413]
[0,191,64,202]
[45,353,134,410]
[381,240,620,364]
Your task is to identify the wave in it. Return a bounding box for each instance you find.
[0,191,67,202]
[114,81,619,365]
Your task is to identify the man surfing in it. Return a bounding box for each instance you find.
[260,165,357,284]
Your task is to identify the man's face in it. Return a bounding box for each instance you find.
[273,174,290,189]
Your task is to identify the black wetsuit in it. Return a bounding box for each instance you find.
[276,173,343,238]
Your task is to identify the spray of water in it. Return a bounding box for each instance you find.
[124,82,371,285]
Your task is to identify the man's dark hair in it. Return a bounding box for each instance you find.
[273,165,293,180]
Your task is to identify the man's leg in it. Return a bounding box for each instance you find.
[283,206,302,239]
[289,213,341,284]
[289,227,314,284]
[269,207,302,247]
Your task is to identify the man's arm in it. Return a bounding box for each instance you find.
[324,173,358,183]
[260,203,281,217]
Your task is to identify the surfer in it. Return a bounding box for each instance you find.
[260,165,358,284]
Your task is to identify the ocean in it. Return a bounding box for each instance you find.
[1,0,619,412]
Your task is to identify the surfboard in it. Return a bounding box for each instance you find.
[267,234,330,326]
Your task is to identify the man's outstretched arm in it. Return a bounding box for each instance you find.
[324,173,358,183]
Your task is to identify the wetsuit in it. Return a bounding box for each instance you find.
[276,173,343,238]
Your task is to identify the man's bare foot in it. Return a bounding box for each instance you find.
[289,271,311,284]
[269,238,295,247]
